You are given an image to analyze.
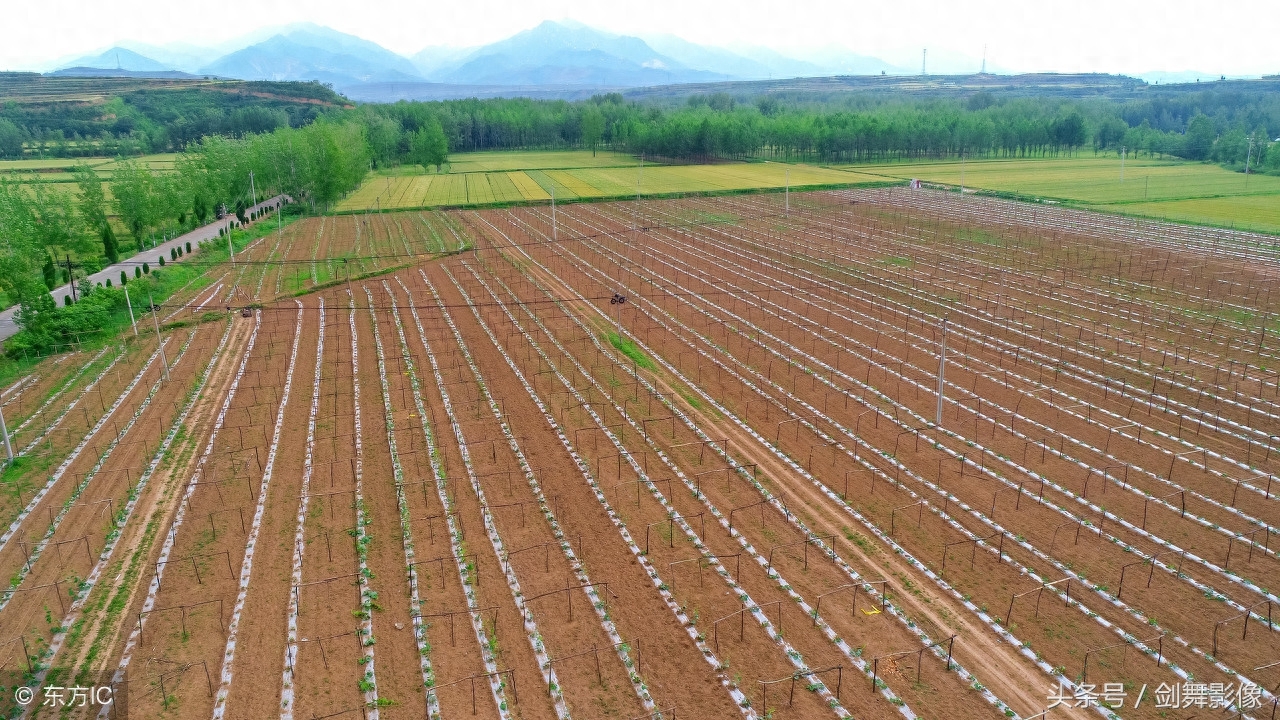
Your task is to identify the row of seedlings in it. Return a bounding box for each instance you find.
[482,222,1027,720]
[108,308,263,716]
[565,203,1274,702]
[211,303,310,718]
[512,204,1198,712]
[21,319,236,712]
[448,261,856,719]
[403,275,659,717]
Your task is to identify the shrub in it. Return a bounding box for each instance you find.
[158,255,165,267]
[185,241,192,254]
[120,271,128,285]
[142,263,149,275]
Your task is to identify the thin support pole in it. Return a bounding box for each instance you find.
[936,318,947,426]
[149,294,170,381]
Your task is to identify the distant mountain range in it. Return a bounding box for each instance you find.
[53,21,915,100]
[55,20,1247,101]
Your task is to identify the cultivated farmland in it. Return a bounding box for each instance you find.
[336,160,876,212]
[6,188,1280,720]
[844,156,1280,234]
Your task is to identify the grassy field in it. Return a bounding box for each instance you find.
[446,149,642,172]
[0,153,178,182]
[0,157,112,172]
[1119,195,1280,235]
[2,153,177,208]
[841,156,1280,233]
[844,156,1280,203]
[338,154,880,211]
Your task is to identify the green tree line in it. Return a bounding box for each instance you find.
[0,118,368,355]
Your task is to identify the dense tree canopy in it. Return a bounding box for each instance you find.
[359,92,1274,167]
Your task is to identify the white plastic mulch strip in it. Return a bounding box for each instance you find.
[309,217,327,286]
[502,217,1075,716]
[467,263,851,719]
[13,346,116,448]
[645,207,1280,529]
[506,212,1019,712]
[394,280,572,720]
[213,303,306,720]
[361,289,440,719]
[281,299,325,719]
[620,208,1280,598]
[386,284,515,720]
[163,278,226,323]
[0,374,37,402]
[223,237,267,305]
[767,195,1278,484]
[590,227,1280,674]
[346,292,382,715]
[482,246,1016,719]
[439,266,755,720]
[544,228,1233,714]
[254,228,288,299]
[31,319,233,693]
[635,215,1280,576]
[461,262,856,719]
[0,336,189,605]
[106,311,262,715]
[403,275,657,716]
[274,226,302,296]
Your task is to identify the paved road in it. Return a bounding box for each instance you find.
[0,196,288,344]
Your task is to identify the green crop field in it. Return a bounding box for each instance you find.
[0,153,177,181]
[337,157,880,212]
[446,149,643,172]
[839,156,1280,234]
[1118,195,1280,235]
[0,157,112,172]
[91,153,180,173]
[843,156,1280,203]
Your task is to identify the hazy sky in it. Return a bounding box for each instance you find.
[5,0,1278,75]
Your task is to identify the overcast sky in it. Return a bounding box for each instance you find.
[5,0,1278,75]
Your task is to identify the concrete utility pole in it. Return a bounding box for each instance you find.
[785,169,790,215]
[1245,137,1254,190]
[551,185,557,242]
[0,404,12,466]
[124,287,138,336]
[66,255,76,302]
[227,223,236,268]
[1120,146,1126,183]
[149,293,170,381]
[249,171,257,208]
[922,48,927,75]
[935,318,948,426]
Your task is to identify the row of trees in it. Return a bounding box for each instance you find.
[0,119,370,334]
[352,92,1276,169]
